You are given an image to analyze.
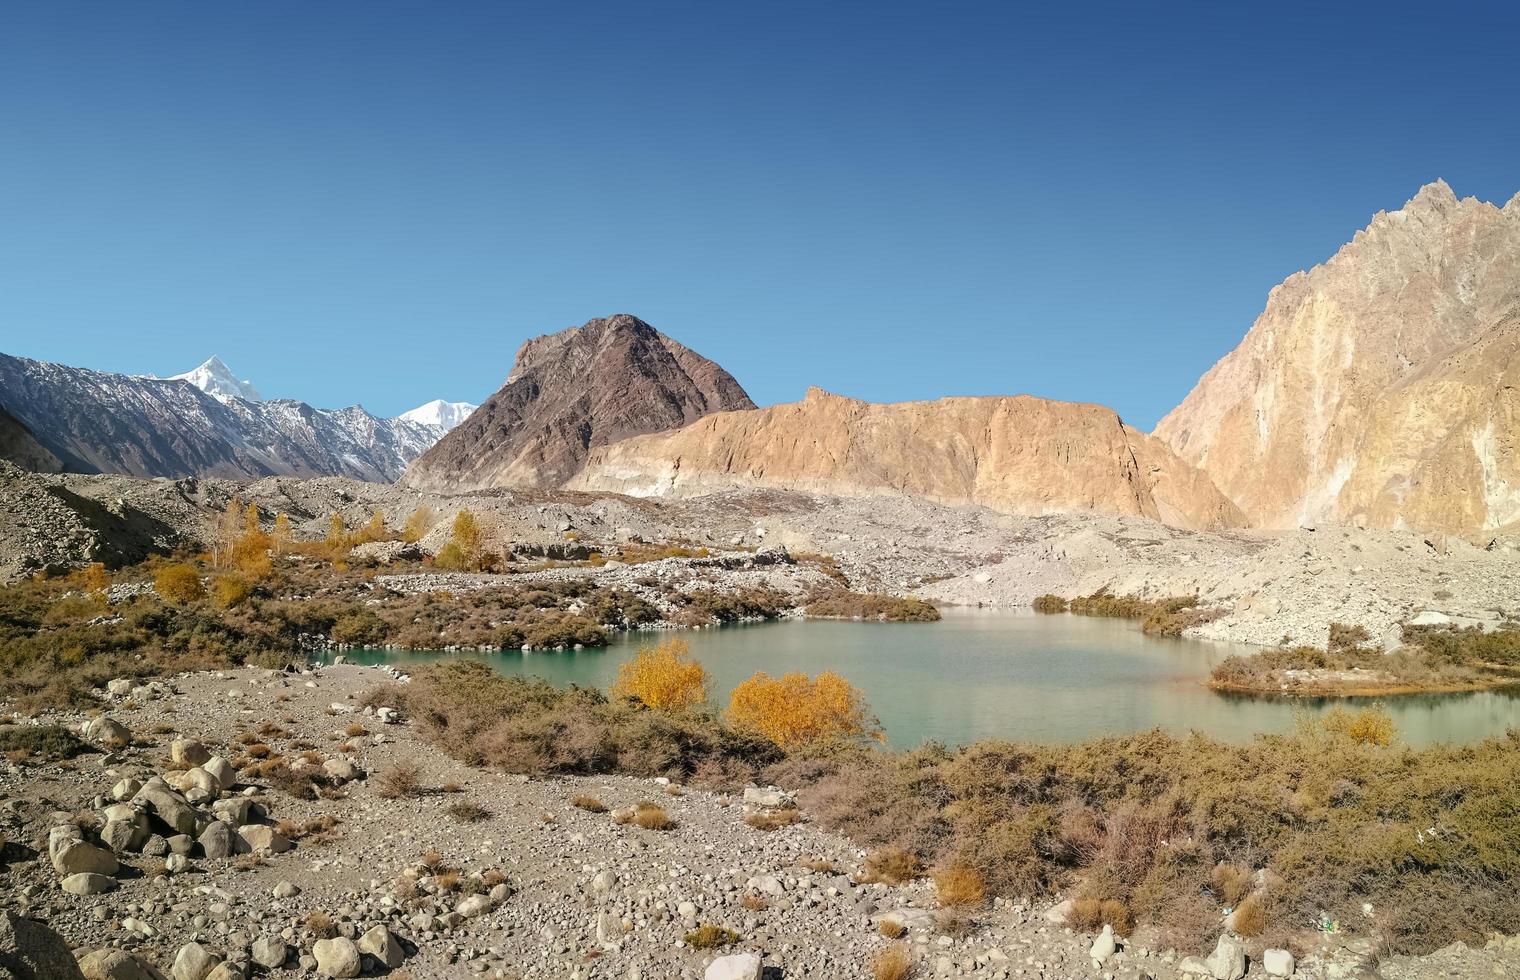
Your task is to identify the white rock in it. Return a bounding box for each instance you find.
[62,872,117,896]
[704,953,762,980]
[171,942,220,980]
[312,937,361,978]
[1263,948,1295,977]
[357,926,403,968]
[170,740,211,767]
[1090,924,1116,965]
[1205,935,1247,980]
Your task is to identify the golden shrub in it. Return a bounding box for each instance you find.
[70,563,111,594]
[403,505,435,543]
[611,638,710,712]
[212,574,252,609]
[726,670,877,748]
[871,944,913,980]
[932,859,986,908]
[1322,705,1396,746]
[154,564,205,604]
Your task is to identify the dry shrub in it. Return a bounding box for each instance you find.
[447,800,491,823]
[877,919,906,939]
[1322,705,1397,746]
[933,860,986,908]
[803,857,837,874]
[572,794,607,813]
[934,910,972,938]
[376,760,423,799]
[419,849,445,871]
[727,670,878,749]
[1211,864,1253,906]
[441,780,463,794]
[304,911,336,938]
[631,802,675,831]
[610,638,710,712]
[739,892,769,911]
[1068,898,1103,931]
[1232,893,1266,937]
[343,722,367,737]
[864,846,923,885]
[744,807,802,832]
[683,924,737,949]
[434,869,462,893]
[872,944,913,980]
[154,564,205,604]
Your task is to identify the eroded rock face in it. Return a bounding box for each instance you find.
[0,912,87,979]
[1156,180,1520,537]
[571,388,1244,530]
[402,314,755,491]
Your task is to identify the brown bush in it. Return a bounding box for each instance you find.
[744,807,803,832]
[571,794,607,813]
[376,760,423,799]
[1211,864,1253,906]
[933,860,986,908]
[683,924,737,949]
[447,801,491,823]
[304,911,336,939]
[631,802,675,831]
[864,846,923,885]
[872,944,913,980]
[877,919,906,939]
[1232,893,1266,937]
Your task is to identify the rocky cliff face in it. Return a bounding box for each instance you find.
[1155,181,1520,536]
[0,405,61,472]
[402,314,755,491]
[0,353,444,482]
[569,387,1244,529]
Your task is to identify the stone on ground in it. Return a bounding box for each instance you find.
[170,942,220,980]
[312,937,362,978]
[704,952,762,980]
[357,925,403,968]
[1205,935,1247,980]
[52,838,119,877]
[1263,948,1295,977]
[78,948,165,980]
[0,911,87,979]
[62,872,118,895]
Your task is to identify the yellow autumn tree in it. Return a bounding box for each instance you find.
[232,503,272,577]
[154,563,205,604]
[726,670,878,749]
[434,508,483,571]
[354,509,387,544]
[209,496,245,569]
[402,505,435,543]
[271,512,293,555]
[71,563,111,594]
[612,638,710,712]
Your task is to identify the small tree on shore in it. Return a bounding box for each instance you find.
[726,670,878,749]
[612,638,710,712]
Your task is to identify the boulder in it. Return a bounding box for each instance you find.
[170,740,211,767]
[249,936,287,970]
[198,822,247,860]
[84,716,130,747]
[1262,948,1294,978]
[203,965,244,980]
[1205,935,1247,980]
[1090,924,1116,965]
[78,948,166,980]
[0,911,87,979]
[456,894,493,918]
[52,839,119,877]
[741,786,792,808]
[312,938,361,978]
[111,778,142,801]
[203,756,235,787]
[271,881,300,899]
[237,824,291,854]
[48,824,83,860]
[105,678,134,697]
[62,872,118,896]
[101,815,149,854]
[322,758,362,782]
[356,926,403,968]
[704,953,762,980]
[211,797,256,825]
[170,943,219,980]
[133,779,198,836]
[180,768,221,804]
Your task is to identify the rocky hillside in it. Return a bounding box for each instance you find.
[402,314,755,491]
[569,387,1245,530]
[0,406,60,473]
[0,352,450,482]
[1156,180,1520,537]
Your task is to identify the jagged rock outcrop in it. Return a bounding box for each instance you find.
[402,314,755,491]
[0,353,447,482]
[1156,180,1520,536]
[569,387,1244,529]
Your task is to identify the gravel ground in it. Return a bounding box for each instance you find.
[4,665,1517,980]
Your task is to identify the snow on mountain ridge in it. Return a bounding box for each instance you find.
[399,399,477,431]
[170,356,262,403]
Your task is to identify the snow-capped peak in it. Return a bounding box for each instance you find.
[398,399,476,431]
[170,356,262,403]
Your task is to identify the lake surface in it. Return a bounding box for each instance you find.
[342,609,1520,748]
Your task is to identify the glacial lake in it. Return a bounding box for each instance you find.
[342,609,1520,749]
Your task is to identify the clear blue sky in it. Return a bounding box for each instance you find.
[2,2,1516,427]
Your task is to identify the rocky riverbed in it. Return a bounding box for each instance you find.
[3,664,1517,980]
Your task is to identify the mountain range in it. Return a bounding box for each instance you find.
[0,354,474,482]
[2,181,1515,538]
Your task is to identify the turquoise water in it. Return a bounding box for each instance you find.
[341,609,1520,748]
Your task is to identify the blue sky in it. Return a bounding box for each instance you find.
[1,2,1516,427]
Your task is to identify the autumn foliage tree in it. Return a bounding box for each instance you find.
[154,563,205,604]
[434,509,484,571]
[611,638,711,712]
[726,670,878,749]
[403,505,436,544]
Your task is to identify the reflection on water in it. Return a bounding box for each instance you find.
[341,608,1520,749]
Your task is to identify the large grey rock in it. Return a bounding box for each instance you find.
[52,838,119,876]
[78,948,166,980]
[62,872,117,896]
[203,964,244,980]
[455,894,493,918]
[111,777,142,801]
[1262,948,1294,978]
[197,822,247,860]
[1089,924,1116,965]
[170,943,219,980]
[0,912,87,979]
[101,815,149,854]
[203,756,235,788]
[170,740,211,767]
[703,953,762,980]
[133,779,198,835]
[312,938,361,978]
[357,926,403,968]
[249,936,287,969]
[211,797,255,825]
[180,767,220,805]
[322,757,361,782]
[742,786,792,808]
[237,824,290,854]
[84,715,130,747]
[1205,935,1247,980]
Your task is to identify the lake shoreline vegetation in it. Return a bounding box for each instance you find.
[1035,591,1520,698]
[6,503,1520,960]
